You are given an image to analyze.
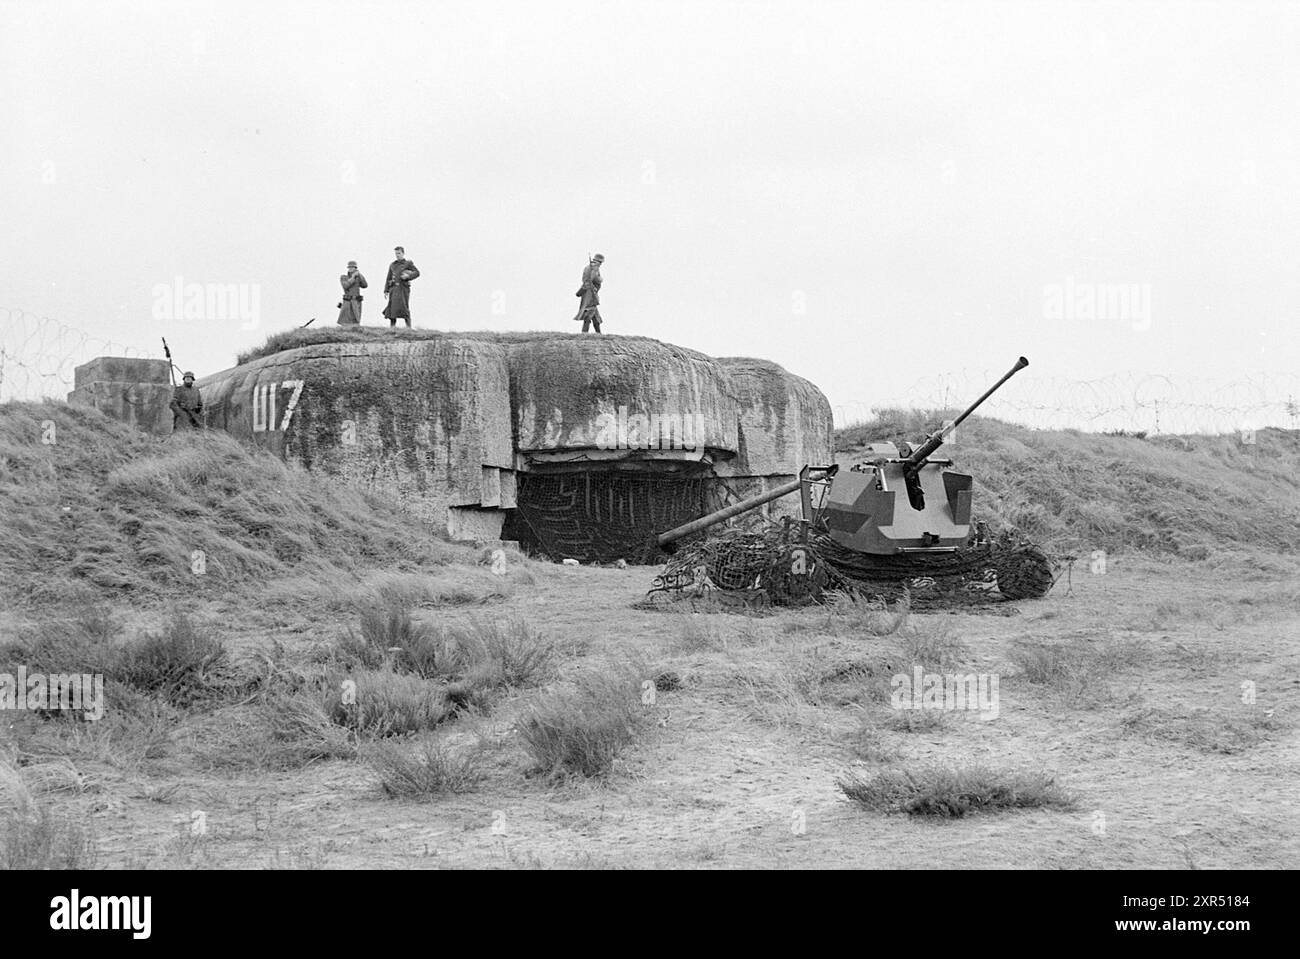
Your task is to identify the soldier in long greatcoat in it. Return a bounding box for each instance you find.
[573,253,605,333]
[337,261,367,325]
[383,246,420,327]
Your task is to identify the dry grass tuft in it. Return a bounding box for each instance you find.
[837,764,1076,817]
[1120,705,1284,754]
[671,615,729,653]
[517,665,654,779]
[821,591,911,637]
[336,602,555,706]
[0,803,98,869]
[324,668,455,738]
[364,736,488,797]
[261,693,359,767]
[883,708,950,733]
[901,627,970,670]
[2,606,249,713]
[112,610,235,709]
[1009,635,1145,707]
[844,719,901,763]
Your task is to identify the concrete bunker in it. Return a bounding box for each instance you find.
[72,330,834,562]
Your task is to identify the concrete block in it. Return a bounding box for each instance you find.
[74,357,171,389]
[480,466,502,508]
[447,506,506,543]
[67,381,174,436]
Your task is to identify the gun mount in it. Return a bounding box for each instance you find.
[647,356,1055,603]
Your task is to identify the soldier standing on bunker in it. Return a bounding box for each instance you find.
[337,260,367,325]
[383,246,420,328]
[573,253,604,333]
[170,372,203,431]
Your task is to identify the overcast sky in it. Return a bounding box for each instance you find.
[2,0,1297,429]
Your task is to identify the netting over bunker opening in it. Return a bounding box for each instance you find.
[509,471,721,564]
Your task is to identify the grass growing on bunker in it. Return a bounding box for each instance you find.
[236,326,678,366]
[0,401,469,605]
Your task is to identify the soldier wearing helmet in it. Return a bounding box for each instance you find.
[170,372,204,431]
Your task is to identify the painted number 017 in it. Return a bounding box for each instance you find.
[251,380,304,433]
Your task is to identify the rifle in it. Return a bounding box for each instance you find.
[161,337,177,387]
[161,337,203,429]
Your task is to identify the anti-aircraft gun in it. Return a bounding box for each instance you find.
[650,356,1055,605]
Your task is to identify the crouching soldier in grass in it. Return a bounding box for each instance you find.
[170,371,203,431]
[337,260,367,325]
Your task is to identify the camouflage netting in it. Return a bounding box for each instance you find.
[645,520,1061,611]
[509,472,719,564]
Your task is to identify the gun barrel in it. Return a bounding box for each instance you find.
[904,356,1028,470]
[655,465,838,549]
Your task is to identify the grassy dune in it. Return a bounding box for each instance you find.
[838,408,1300,560]
[0,401,479,606]
[0,400,1295,868]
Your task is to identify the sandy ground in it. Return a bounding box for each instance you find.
[4,552,1298,870]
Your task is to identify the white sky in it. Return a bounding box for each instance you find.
[2,0,1297,430]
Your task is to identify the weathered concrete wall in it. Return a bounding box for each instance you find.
[196,338,514,529]
[714,357,834,475]
[75,333,835,543]
[713,357,835,520]
[67,357,173,436]
[510,337,737,459]
[74,357,171,391]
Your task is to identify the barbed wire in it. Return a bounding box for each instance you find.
[834,369,1300,435]
[0,307,154,403]
[4,306,1295,435]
